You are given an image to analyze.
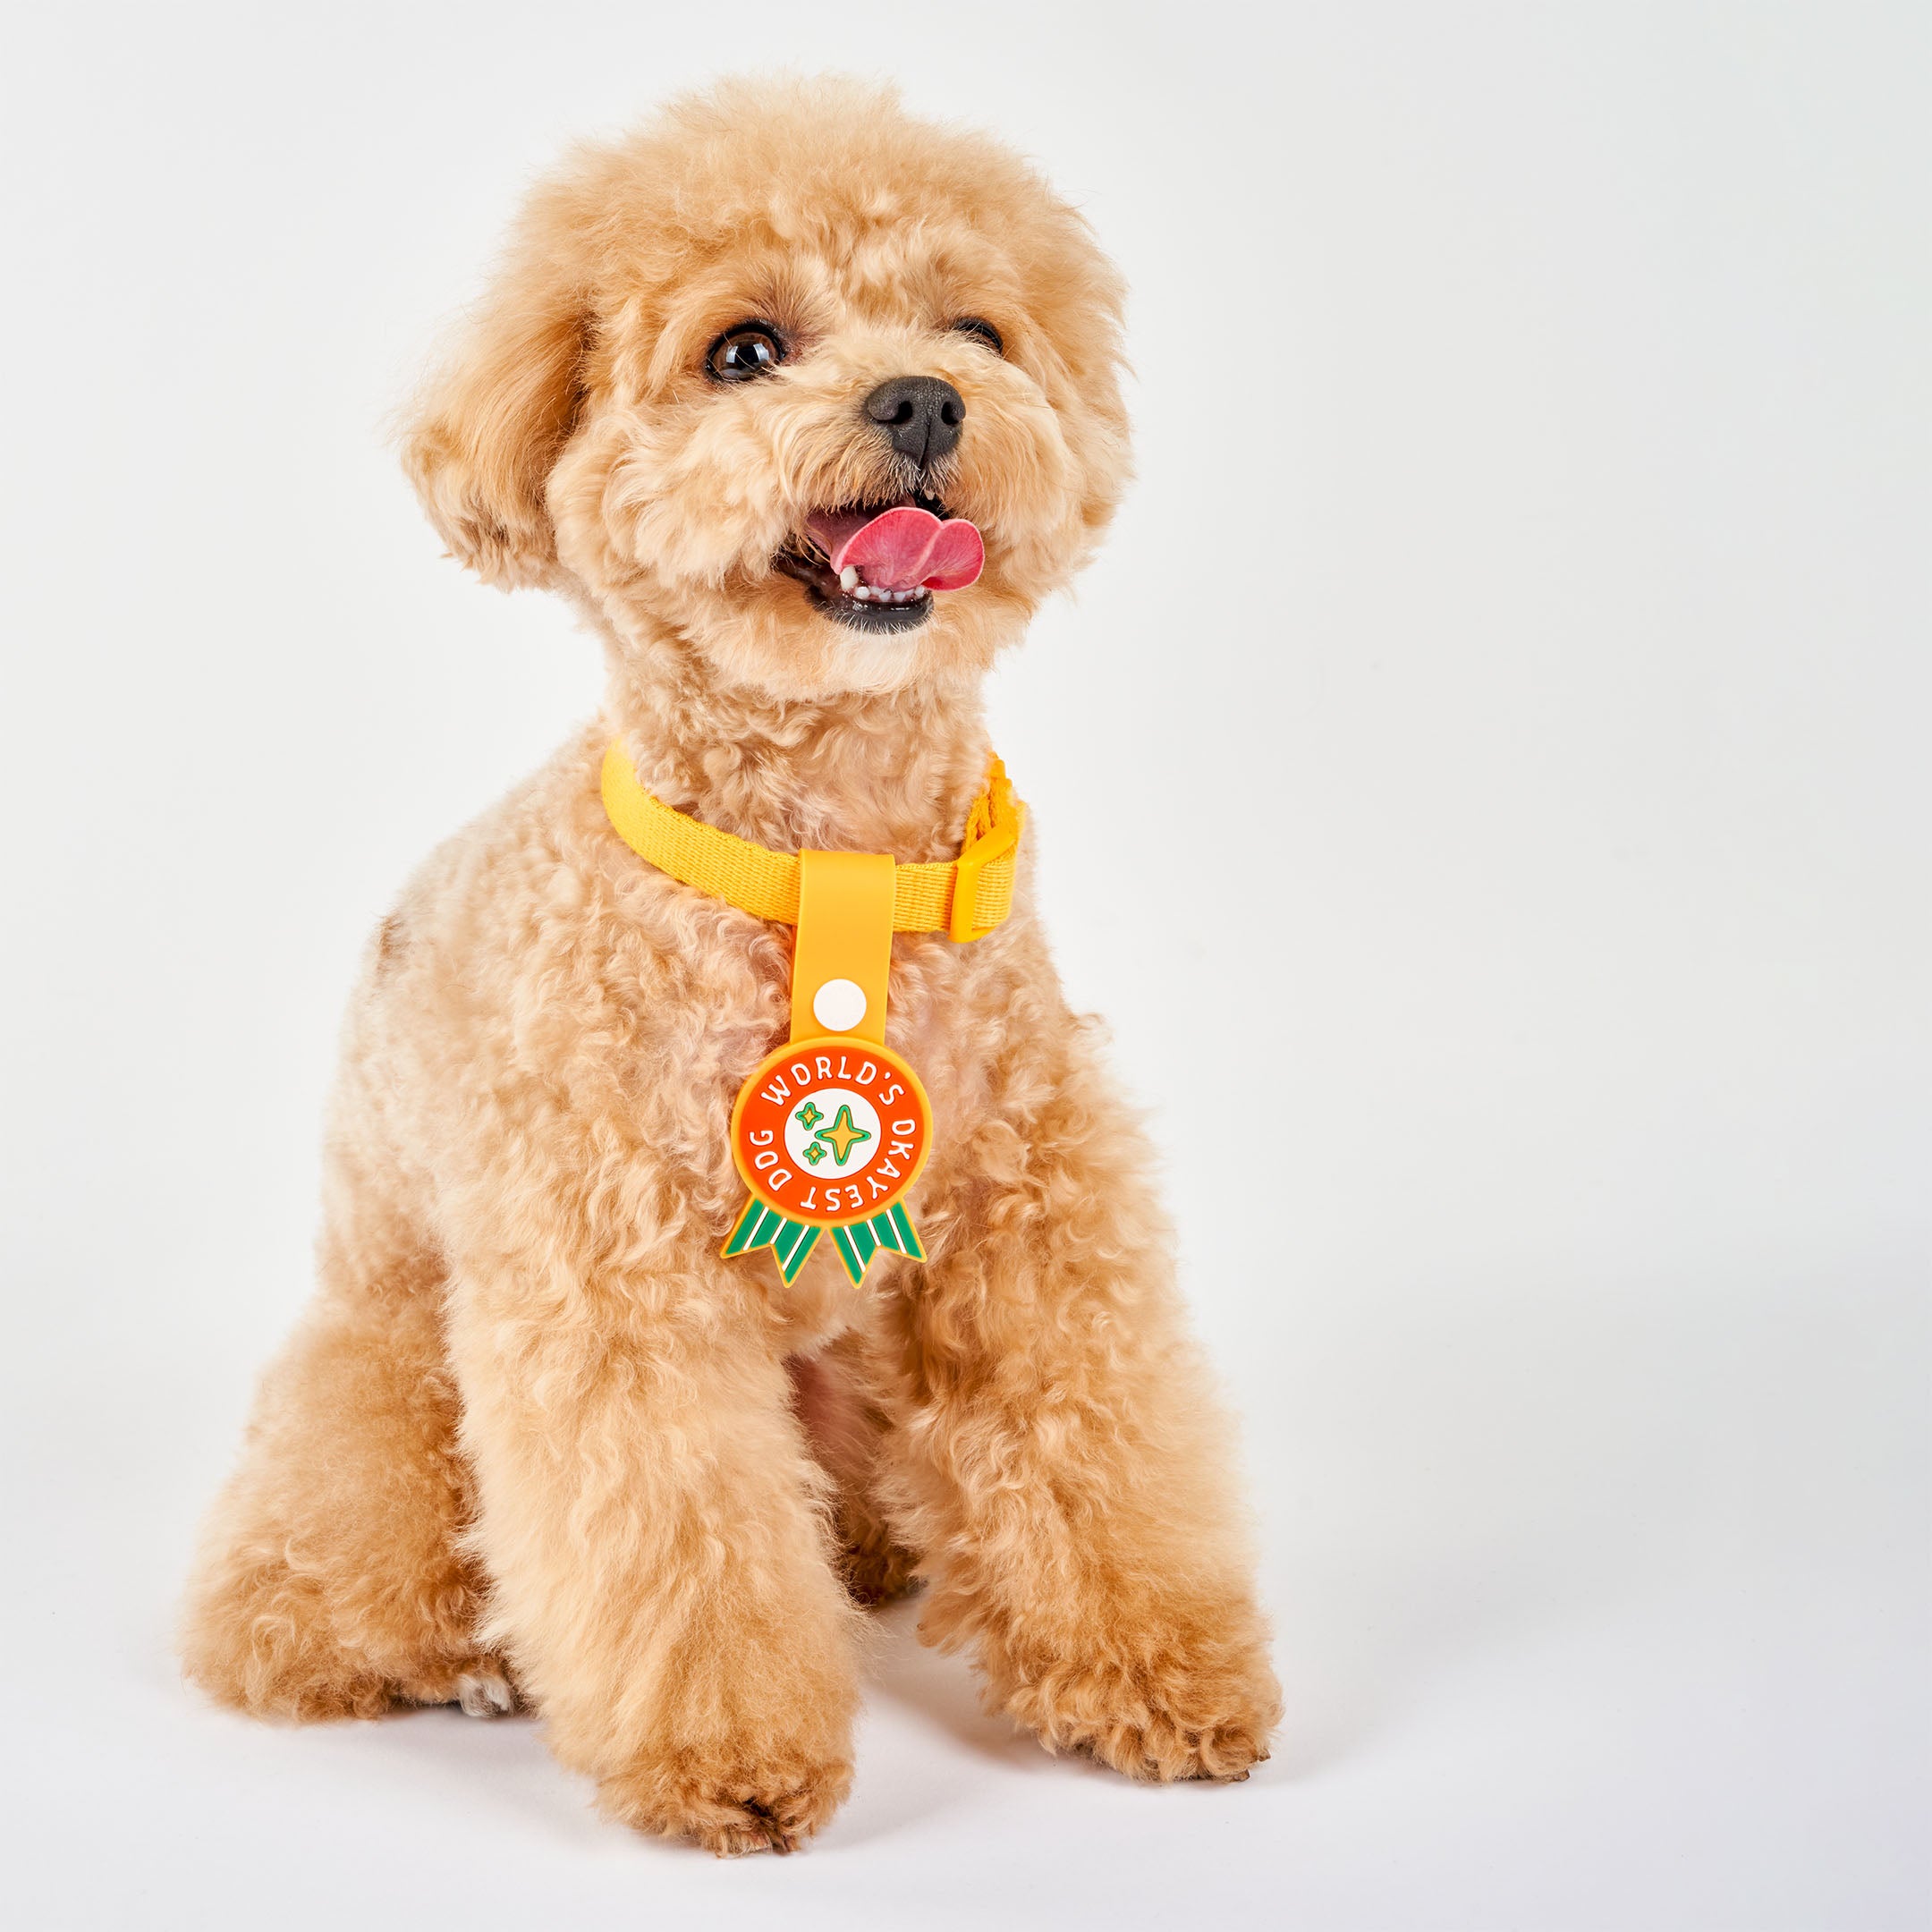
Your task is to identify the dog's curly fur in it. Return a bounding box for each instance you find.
[181,75,1280,1854]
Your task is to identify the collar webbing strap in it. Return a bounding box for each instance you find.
[599,741,1024,941]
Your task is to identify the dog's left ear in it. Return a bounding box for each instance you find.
[401,216,589,590]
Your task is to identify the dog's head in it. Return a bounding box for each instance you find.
[402,77,1131,699]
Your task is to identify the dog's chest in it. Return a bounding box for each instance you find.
[617,919,1000,1345]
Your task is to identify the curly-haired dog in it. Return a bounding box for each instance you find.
[182,75,1281,1854]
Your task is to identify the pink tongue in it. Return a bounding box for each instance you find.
[806,504,985,592]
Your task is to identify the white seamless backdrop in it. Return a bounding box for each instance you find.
[1,4,1926,1929]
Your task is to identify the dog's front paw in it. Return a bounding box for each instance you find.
[995,1614,1281,1784]
[600,1745,853,1855]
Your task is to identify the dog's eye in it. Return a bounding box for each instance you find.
[706,323,786,382]
[950,317,1004,356]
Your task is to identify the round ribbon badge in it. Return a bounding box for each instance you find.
[724,1035,932,1284]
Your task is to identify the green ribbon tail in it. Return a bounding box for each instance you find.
[721,1199,821,1283]
[831,1201,926,1283]
[724,1198,923,1285]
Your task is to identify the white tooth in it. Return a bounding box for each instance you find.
[839,566,859,591]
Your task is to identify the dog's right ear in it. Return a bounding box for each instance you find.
[401,225,589,590]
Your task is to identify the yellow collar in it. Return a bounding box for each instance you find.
[599,741,1025,943]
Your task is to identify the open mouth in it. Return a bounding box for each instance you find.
[775,492,985,634]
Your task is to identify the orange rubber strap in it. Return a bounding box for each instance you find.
[791,851,893,1046]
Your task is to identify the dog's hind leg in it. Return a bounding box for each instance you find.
[181,1159,509,1721]
[789,1339,921,1608]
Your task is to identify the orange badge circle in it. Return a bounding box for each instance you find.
[730,1035,933,1228]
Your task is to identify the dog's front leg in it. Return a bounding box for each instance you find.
[882,1028,1282,1784]
[445,1243,861,1854]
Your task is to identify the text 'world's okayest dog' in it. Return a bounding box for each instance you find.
[183,75,1280,1855]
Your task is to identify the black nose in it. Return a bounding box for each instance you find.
[863,375,964,469]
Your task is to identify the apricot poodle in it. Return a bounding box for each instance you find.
[182,74,1280,1854]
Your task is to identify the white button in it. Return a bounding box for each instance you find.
[812,978,868,1033]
